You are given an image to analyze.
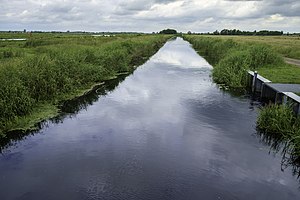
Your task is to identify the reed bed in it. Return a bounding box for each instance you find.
[257,104,300,156]
[0,34,171,136]
[184,35,284,88]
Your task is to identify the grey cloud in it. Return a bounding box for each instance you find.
[225,0,262,1]
[262,0,300,17]
[119,0,151,11]
[0,0,299,32]
[114,0,181,16]
[221,0,300,19]
[114,0,151,16]
[44,5,74,14]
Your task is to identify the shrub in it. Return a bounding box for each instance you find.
[257,104,297,135]
[0,66,34,129]
[213,50,250,87]
[257,104,300,156]
[246,44,283,69]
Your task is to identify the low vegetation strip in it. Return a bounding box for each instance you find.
[0,34,171,137]
[257,104,300,157]
[184,35,286,88]
[208,35,300,60]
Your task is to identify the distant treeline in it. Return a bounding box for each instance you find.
[214,29,283,36]
[191,29,286,36]
[186,30,299,36]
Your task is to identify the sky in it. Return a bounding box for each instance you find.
[0,0,299,33]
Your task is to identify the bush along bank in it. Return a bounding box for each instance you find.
[257,104,300,157]
[184,35,300,157]
[0,35,171,137]
[184,35,284,88]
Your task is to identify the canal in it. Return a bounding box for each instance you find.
[0,38,299,199]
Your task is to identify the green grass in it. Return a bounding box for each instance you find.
[1,104,59,138]
[258,64,300,84]
[257,104,300,156]
[210,35,300,59]
[0,33,171,137]
[184,35,284,88]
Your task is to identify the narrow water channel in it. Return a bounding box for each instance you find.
[0,38,299,200]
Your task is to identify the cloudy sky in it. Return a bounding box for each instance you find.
[0,0,299,33]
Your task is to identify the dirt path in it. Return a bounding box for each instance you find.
[284,57,300,67]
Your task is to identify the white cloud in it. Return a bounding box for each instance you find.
[269,14,285,22]
[0,0,299,32]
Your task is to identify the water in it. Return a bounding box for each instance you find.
[0,38,299,200]
[0,38,26,41]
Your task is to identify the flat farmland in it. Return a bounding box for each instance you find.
[212,35,300,59]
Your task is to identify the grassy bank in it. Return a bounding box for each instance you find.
[258,64,300,84]
[257,104,300,156]
[211,35,300,84]
[0,33,171,137]
[185,36,285,88]
[184,35,288,88]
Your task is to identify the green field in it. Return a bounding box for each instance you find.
[210,35,300,60]
[0,32,171,136]
[258,64,300,84]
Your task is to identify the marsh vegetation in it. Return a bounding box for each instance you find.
[184,35,290,88]
[257,104,300,157]
[0,33,171,136]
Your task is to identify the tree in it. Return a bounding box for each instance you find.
[159,29,177,34]
[213,30,219,35]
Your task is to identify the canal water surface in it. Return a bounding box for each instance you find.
[0,38,299,200]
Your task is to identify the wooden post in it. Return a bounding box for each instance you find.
[252,71,258,93]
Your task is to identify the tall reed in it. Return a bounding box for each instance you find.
[184,36,284,88]
[257,104,300,156]
[0,35,170,136]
